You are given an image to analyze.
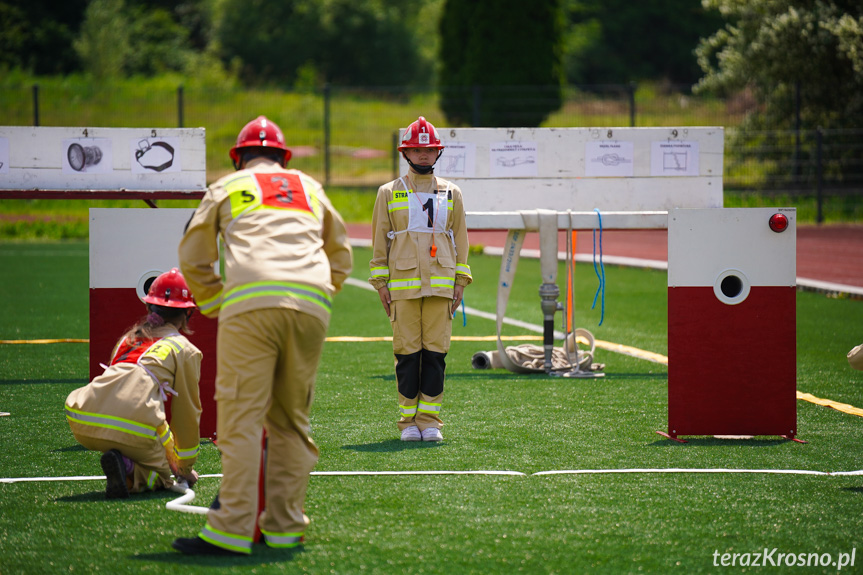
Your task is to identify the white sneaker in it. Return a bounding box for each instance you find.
[400,426,421,441]
[421,427,443,442]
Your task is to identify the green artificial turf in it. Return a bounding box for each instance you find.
[1,243,863,574]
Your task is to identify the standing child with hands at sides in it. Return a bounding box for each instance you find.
[65,268,203,499]
[369,116,472,442]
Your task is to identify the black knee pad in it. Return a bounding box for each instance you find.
[395,351,422,399]
[420,349,447,396]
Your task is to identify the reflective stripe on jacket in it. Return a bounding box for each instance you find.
[368,172,471,300]
[64,326,203,468]
[179,159,352,325]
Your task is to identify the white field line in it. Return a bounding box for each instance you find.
[344,277,668,365]
[5,468,862,485]
[6,270,853,487]
[482,246,668,272]
[345,277,552,338]
[5,468,857,514]
[311,470,526,476]
[533,468,830,476]
[480,245,863,298]
[345,278,863,418]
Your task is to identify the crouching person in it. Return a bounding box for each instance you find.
[65,268,202,498]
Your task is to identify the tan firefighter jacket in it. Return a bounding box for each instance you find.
[65,326,203,474]
[368,172,472,299]
[178,158,353,326]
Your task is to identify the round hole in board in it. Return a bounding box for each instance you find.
[713,269,750,305]
[720,274,743,298]
[136,270,164,302]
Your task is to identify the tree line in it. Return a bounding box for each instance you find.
[0,0,719,84]
[1,0,861,131]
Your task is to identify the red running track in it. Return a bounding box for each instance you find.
[347,223,863,292]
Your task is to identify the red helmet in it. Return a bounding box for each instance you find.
[143,268,196,309]
[229,115,292,164]
[398,116,444,151]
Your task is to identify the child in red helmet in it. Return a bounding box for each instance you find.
[369,116,472,442]
[65,268,203,499]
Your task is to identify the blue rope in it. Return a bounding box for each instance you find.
[461,298,467,327]
[591,208,606,326]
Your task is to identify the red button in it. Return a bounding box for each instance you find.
[769,213,789,233]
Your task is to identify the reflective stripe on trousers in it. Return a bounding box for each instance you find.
[65,407,159,441]
[418,400,441,415]
[261,529,304,548]
[200,522,253,555]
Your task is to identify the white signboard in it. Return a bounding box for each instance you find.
[0,127,206,192]
[400,126,724,214]
[0,138,8,174]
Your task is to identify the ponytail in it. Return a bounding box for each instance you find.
[122,304,194,343]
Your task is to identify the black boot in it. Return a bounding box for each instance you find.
[172,536,244,556]
[100,449,129,499]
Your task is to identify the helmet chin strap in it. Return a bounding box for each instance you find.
[404,150,442,175]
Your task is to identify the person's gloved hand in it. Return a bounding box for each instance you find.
[178,469,199,488]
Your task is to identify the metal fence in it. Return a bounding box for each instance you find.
[2,83,861,208]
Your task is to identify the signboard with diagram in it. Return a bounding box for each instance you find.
[0,126,206,198]
[400,126,724,213]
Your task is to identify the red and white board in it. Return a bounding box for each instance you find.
[89,208,217,438]
[667,207,797,438]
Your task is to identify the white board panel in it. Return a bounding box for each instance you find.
[466,211,668,230]
[405,127,724,178]
[90,208,195,288]
[0,127,206,192]
[456,176,722,213]
[668,207,797,287]
[397,126,724,216]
